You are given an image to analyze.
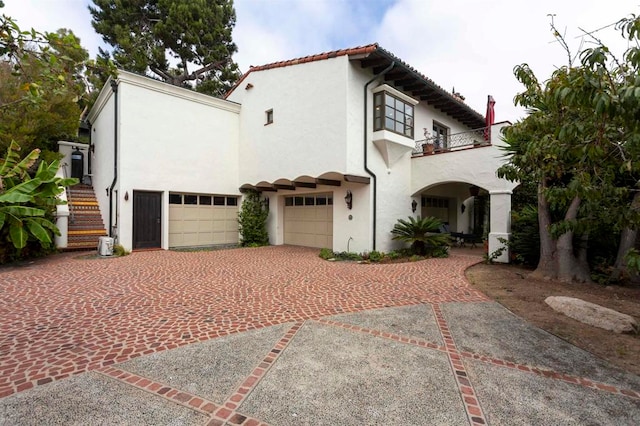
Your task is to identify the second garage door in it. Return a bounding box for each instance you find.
[284,194,333,249]
[169,193,239,248]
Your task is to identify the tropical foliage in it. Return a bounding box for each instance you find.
[0,8,113,155]
[89,0,240,96]
[237,190,269,247]
[391,216,450,256]
[498,13,640,283]
[0,141,77,262]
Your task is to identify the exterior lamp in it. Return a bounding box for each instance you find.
[263,197,269,211]
[460,203,466,213]
[411,199,417,213]
[344,190,353,210]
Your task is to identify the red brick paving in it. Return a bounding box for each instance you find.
[2,245,635,426]
[0,246,484,398]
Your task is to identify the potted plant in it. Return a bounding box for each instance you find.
[422,141,434,155]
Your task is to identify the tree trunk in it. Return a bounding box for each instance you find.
[555,196,591,283]
[611,191,640,281]
[531,181,556,280]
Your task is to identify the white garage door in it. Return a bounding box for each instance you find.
[169,193,239,248]
[284,194,333,249]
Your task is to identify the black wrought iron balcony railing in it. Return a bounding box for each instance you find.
[413,127,490,156]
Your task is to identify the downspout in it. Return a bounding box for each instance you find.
[363,61,395,250]
[108,79,119,238]
[86,119,92,177]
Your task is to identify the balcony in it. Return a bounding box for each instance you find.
[413,127,490,156]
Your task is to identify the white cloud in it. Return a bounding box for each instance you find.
[2,0,637,122]
[2,0,104,57]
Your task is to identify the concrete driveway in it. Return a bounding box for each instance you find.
[1,246,639,425]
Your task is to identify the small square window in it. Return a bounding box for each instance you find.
[285,197,293,207]
[294,197,304,206]
[200,195,212,205]
[169,194,182,204]
[316,196,327,206]
[305,197,315,206]
[184,195,197,205]
[328,196,333,205]
[226,197,238,206]
[214,196,225,206]
[265,109,273,125]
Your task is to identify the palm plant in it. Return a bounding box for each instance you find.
[391,216,450,256]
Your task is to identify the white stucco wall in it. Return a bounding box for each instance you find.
[87,88,116,239]
[227,56,350,183]
[88,71,241,251]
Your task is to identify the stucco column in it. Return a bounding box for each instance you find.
[488,190,511,263]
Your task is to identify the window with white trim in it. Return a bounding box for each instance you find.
[374,92,414,138]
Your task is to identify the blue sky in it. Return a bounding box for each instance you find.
[2,0,637,123]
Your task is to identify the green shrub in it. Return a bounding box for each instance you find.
[386,250,401,260]
[112,244,129,257]
[335,251,363,261]
[369,250,384,262]
[237,190,269,247]
[319,248,334,260]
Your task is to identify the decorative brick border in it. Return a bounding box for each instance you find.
[316,318,447,352]
[96,366,220,416]
[206,322,304,425]
[432,304,488,426]
[460,352,640,401]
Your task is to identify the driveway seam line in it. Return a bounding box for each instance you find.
[459,352,640,401]
[208,321,304,424]
[94,365,221,416]
[432,304,488,426]
[314,317,448,352]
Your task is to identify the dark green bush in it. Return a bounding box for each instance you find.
[319,248,334,260]
[369,250,384,262]
[237,190,269,247]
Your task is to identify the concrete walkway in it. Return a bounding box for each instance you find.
[1,246,639,425]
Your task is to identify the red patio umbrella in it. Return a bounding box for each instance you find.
[484,95,495,141]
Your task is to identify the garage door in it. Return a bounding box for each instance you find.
[284,194,333,249]
[169,193,239,248]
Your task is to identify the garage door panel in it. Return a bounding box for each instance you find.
[284,195,333,249]
[169,194,239,248]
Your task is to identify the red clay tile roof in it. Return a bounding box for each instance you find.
[224,43,485,128]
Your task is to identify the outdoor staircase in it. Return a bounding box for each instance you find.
[65,184,108,251]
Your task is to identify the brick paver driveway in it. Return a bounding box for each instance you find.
[0,246,485,399]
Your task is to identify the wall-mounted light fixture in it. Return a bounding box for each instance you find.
[344,190,353,210]
[411,199,417,213]
[460,203,466,213]
[124,191,129,201]
[263,197,269,211]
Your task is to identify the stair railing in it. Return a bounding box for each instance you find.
[62,162,75,224]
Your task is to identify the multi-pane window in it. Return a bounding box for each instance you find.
[374,92,414,138]
[285,194,333,207]
[432,122,449,150]
[168,193,238,206]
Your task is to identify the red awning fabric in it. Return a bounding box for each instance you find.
[484,95,496,141]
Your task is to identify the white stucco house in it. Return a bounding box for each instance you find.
[63,44,516,261]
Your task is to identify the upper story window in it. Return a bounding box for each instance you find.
[265,109,273,125]
[372,85,417,139]
[432,122,449,150]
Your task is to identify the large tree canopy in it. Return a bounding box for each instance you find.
[499,14,640,283]
[89,0,240,96]
[0,11,91,155]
